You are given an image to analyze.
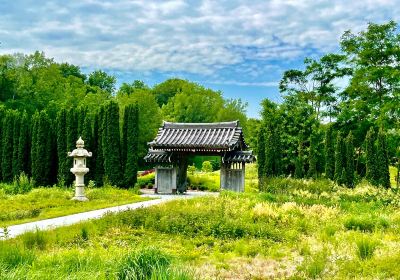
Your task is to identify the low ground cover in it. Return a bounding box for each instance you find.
[2,172,400,279]
[0,186,149,227]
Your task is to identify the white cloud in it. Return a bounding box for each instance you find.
[0,0,399,84]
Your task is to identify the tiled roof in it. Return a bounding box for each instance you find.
[148,121,247,151]
[223,151,256,163]
[144,150,173,163]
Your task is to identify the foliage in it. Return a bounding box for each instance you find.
[356,236,378,260]
[136,173,155,189]
[324,125,335,180]
[123,104,139,188]
[334,132,346,185]
[345,132,355,187]
[201,161,213,173]
[102,102,123,187]
[376,129,390,188]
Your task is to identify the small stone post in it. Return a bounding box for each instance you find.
[68,137,92,201]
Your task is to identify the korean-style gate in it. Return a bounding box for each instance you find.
[144,121,255,193]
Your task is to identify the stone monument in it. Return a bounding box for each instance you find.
[68,137,92,201]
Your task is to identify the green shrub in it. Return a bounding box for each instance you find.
[356,236,377,260]
[201,161,213,173]
[136,173,155,189]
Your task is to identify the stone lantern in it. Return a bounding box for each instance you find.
[68,137,92,201]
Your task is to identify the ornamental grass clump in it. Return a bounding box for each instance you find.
[0,242,35,269]
[117,247,193,280]
[356,236,378,260]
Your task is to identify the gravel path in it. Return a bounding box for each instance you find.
[1,191,216,239]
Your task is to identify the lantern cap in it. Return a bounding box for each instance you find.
[76,137,84,148]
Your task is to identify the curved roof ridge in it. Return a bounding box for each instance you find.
[163,120,239,129]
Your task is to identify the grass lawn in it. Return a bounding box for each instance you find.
[0,187,150,227]
[2,169,400,279]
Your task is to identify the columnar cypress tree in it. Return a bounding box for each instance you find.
[102,101,123,186]
[31,112,39,184]
[257,126,266,185]
[2,111,14,182]
[294,139,305,178]
[121,106,129,172]
[123,104,139,188]
[77,107,87,137]
[66,108,78,185]
[17,112,31,176]
[325,125,335,180]
[345,132,355,187]
[334,132,346,185]
[82,113,93,181]
[271,127,282,176]
[377,129,390,188]
[365,127,378,185]
[0,108,5,180]
[93,107,105,186]
[56,109,68,183]
[264,129,274,177]
[308,132,318,179]
[34,111,52,186]
[12,112,21,177]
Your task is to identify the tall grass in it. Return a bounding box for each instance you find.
[117,247,193,280]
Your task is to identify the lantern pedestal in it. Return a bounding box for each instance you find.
[72,186,88,201]
[68,137,92,202]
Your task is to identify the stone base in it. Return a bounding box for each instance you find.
[72,195,89,201]
[72,186,88,201]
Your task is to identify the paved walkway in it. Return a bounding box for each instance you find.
[0,191,216,239]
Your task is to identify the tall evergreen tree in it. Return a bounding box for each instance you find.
[257,126,266,185]
[34,111,52,186]
[2,111,14,182]
[93,107,105,186]
[102,102,123,186]
[345,132,355,187]
[325,125,335,180]
[66,108,78,185]
[365,127,378,185]
[123,104,139,187]
[376,129,390,188]
[12,112,21,177]
[17,112,31,176]
[82,113,93,181]
[56,109,69,183]
[31,112,40,184]
[334,132,346,185]
[77,107,87,137]
[294,139,305,178]
[0,107,6,180]
[264,129,274,177]
[308,132,318,179]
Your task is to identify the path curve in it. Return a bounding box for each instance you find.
[1,191,217,239]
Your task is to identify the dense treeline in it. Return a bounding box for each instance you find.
[0,102,139,188]
[0,52,250,165]
[258,21,399,188]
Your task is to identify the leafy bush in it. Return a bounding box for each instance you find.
[136,173,155,189]
[187,173,219,192]
[356,236,378,260]
[201,161,213,173]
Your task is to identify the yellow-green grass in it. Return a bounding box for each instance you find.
[390,166,398,187]
[0,187,150,227]
[3,178,400,279]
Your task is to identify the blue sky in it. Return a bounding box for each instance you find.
[0,0,398,118]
